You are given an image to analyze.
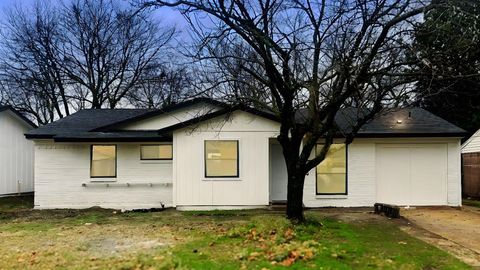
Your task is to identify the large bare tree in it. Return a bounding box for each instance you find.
[0,0,175,123]
[143,0,434,221]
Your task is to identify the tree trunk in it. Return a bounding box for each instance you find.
[286,171,306,222]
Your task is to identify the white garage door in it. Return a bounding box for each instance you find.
[376,144,447,206]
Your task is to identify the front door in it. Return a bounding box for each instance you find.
[269,142,288,202]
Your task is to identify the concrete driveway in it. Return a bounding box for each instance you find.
[401,206,480,267]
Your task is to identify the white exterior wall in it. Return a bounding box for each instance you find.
[173,111,280,209]
[447,140,462,206]
[303,138,462,207]
[31,103,463,209]
[0,111,34,196]
[461,129,480,154]
[34,142,172,210]
[303,141,376,207]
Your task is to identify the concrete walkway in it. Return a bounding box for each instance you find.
[401,206,480,267]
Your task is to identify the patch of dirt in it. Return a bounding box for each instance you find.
[401,207,480,267]
[308,207,385,223]
[0,208,112,221]
[86,237,167,256]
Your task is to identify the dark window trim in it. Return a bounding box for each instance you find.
[204,140,239,178]
[140,144,173,160]
[315,144,348,195]
[90,144,117,178]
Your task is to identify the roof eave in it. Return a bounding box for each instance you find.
[52,137,172,142]
[354,132,467,138]
[25,134,54,140]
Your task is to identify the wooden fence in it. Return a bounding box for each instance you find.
[462,153,480,198]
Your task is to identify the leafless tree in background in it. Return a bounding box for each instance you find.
[0,2,67,124]
[127,64,194,108]
[0,0,176,124]
[143,0,434,221]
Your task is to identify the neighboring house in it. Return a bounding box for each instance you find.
[25,98,466,210]
[461,130,480,198]
[0,105,36,197]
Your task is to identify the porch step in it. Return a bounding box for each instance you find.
[269,201,287,211]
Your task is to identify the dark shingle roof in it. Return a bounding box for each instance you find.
[335,107,466,137]
[26,108,156,139]
[25,97,228,141]
[25,98,466,141]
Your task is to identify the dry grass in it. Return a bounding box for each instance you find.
[0,196,471,269]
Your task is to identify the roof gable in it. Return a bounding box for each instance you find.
[92,98,227,132]
[462,129,480,153]
[158,105,280,134]
[172,109,280,134]
[0,105,37,128]
[116,101,222,131]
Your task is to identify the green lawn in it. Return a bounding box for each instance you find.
[0,196,470,269]
[463,198,480,208]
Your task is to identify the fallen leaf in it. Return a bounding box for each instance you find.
[248,251,261,261]
[284,228,295,240]
[280,256,296,266]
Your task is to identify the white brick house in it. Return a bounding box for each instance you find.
[25,98,465,210]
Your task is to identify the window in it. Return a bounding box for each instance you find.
[90,145,116,178]
[205,140,239,178]
[316,144,347,195]
[140,144,173,160]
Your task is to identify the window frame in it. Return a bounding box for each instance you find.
[204,140,240,178]
[90,144,117,179]
[315,144,348,195]
[140,144,173,160]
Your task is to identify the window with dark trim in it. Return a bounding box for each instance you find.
[140,144,173,160]
[316,144,347,195]
[90,145,117,178]
[204,140,239,178]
